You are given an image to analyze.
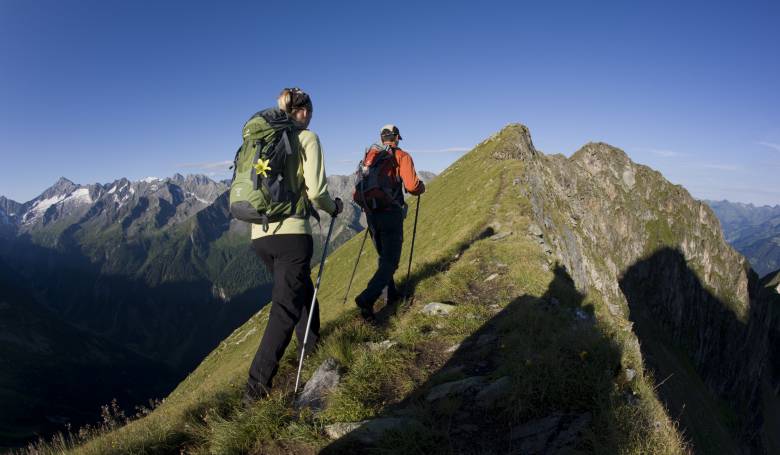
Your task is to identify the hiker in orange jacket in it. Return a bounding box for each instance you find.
[353,124,425,322]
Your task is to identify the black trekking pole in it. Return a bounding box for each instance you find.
[294,214,337,393]
[404,195,421,303]
[342,227,369,305]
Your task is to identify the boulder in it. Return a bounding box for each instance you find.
[295,358,341,411]
[425,376,486,402]
[475,376,512,408]
[325,418,422,444]
[421,302,456,316]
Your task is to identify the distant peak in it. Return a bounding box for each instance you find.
[185,174,213,184]
[571,142,630,165]
[491,123,537,160]
[55,177,75,185]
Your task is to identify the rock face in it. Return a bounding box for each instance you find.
[510,413,592,454]
[296,358,341,411]
[489,124,537,160]
[503,126,778,452]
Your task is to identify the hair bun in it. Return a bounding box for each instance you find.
[277,87,312,113]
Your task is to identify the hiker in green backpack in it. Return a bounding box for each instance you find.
[239,88,343,404]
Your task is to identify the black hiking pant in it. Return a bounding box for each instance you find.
[245,234,320,397]
[356,208,404,307]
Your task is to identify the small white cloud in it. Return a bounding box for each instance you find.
[701,164,740,171]
[757,141,780,153]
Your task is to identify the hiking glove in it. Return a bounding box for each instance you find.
[332,198,343,217]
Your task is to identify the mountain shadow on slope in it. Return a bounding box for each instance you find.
[323,266,627,454]
[620,247,779,454]
[0,237,272,448]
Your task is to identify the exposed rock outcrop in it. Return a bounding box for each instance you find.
[499,126,778,452]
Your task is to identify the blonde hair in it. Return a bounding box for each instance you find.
[277,87,312,114]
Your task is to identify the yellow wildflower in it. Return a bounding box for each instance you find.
[254,158,271,177]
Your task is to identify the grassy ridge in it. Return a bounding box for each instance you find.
[23,127,688,454]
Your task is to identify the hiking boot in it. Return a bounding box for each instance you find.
[241,383,270,408]
[355,298,376,324]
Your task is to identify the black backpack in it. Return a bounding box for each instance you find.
[353,144,404,211]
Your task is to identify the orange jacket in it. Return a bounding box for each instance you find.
[367,143,425,196]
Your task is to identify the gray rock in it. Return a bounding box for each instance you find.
[528,223,543,237]
[326,418,422,444]
[425,376,486,402]
[295,358,341,411]
[475,376,512,408]
[445,343,461,353]
[421,302,455,316]
[513,415,553,437]
[367,340,398,351]
[549,413,591,450]
[325,421,364,439]
[510,414,561,449]
[484,273,499,282]
[625,368,636,382]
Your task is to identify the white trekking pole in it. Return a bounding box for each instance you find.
[294,214,337,393]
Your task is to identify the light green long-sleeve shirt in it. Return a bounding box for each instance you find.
[251,129,337,239]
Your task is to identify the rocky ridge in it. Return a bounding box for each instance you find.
[491,124,777,452]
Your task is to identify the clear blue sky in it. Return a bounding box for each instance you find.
[1,0,779,205]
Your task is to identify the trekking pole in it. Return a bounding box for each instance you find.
[404,195,421,303]
[294,214,337,393]
[342,227,369,304]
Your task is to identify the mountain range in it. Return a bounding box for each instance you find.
[705,200,780,277]
[0,170,433,447]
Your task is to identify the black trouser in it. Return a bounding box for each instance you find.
[246,234,320,396]
[356,208,404,306]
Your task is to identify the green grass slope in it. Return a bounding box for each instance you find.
[26,126,688,454]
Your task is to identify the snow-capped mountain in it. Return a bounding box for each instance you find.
[8,175,228,239]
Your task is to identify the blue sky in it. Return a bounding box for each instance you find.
[1,0,779,205]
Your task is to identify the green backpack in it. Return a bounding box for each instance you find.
[229,108,310,231]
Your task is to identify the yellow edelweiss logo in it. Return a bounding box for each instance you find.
[254,158,271,177]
